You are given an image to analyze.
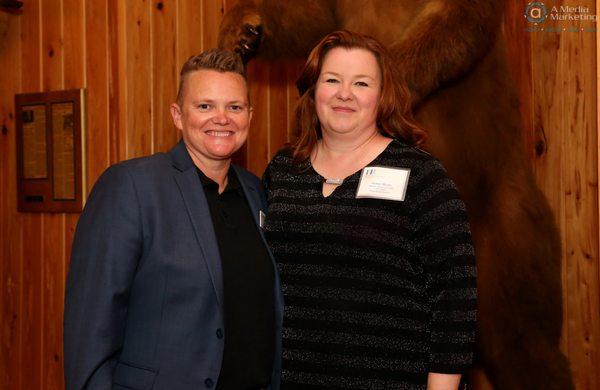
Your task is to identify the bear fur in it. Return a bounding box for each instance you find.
[219,1,574,388]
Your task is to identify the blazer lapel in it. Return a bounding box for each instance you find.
[170,141,224,308]
[233,165,272,255]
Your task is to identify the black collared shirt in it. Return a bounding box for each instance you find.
[196,167,275,390]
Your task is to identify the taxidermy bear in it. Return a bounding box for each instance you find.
[219,1,574,388]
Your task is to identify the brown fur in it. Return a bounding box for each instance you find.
[219,1,574,388]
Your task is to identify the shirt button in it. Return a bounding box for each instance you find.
[204,378,214,388]
[216,328,223,339]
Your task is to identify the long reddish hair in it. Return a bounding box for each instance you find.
[291,30,427,163]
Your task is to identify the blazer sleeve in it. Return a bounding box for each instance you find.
[64,164,143,390]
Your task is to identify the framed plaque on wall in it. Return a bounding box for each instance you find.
[15,89,86,213]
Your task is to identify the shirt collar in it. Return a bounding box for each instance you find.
[196,166,242,193]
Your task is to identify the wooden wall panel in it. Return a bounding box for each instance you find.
[531,4,599,389]
[86,0,110,188]
[202,0,224,50]
[152,0,178,153]
[268,61,289,152]
[17,1,42,389]
[507,1,600,388]
[0,6,22,390]
[59,0,84,332]
[529,5,571,361]
[0,1,598,389]
[285,61,305,142]
[177,0,203,66]
[247,61,270,173]
[40,0,66,387]
[560,8,600,388]
[125,0,152,158]
[41,213,64,390]
[20,214,41,390]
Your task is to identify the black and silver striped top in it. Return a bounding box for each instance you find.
[263,139,477,389]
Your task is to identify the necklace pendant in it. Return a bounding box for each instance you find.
[324,178,344,185]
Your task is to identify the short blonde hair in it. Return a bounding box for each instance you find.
[176,49,246,105]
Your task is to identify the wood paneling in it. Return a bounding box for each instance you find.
[86,0,110,186]
[17,2,41,389]
[0,1,598,389]
[202,0,224,50]
[0,5,23,390]
[559,7,600,388]
[40,0,66,387]
[247,60,270,173]
[530,1,600,389]
[125,0,152,158]
[177,0,203,66]
[152,0,178,152]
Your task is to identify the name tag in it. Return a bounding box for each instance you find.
[356,166,410,201]
[259,210,266,228]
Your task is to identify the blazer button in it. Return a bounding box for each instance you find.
[204,378,214,388]
[216,328,223,339]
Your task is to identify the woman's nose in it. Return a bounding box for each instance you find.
[212,109,230,125]
[336,83,353,100]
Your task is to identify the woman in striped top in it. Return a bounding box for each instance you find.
[263,30,477,389]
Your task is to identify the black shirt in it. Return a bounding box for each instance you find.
[197,167,275,390]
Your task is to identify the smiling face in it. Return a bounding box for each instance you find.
[315,47,381,138]
[170,69,251,168]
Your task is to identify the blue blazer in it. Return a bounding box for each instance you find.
[64,140,283,390]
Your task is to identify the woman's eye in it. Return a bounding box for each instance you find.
[325,78,339,84]
[355,81,369,87]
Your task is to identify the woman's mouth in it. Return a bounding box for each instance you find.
[205,130,234,137]
[332,106,355,113]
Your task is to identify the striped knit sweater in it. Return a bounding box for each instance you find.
[263,139,477,390]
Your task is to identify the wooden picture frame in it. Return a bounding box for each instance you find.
[15,89,86,213]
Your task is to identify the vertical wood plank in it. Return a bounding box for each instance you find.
[109,0,125,163]
[202,0,225,50]
[177,0,203,64]
[504,1,572,361]
[286,60,304,142]
[268,60,288,159]
[21,212,42,390]
[246,60,270,175]
[86,0,110,185]
[529,1,600,388]
[63,0,84,88]
[17,0,43,389]
[41,0,64,90]
[40,0,66,387]
[152,0,178,153]
[63,2,86,386]
[0,9,23,390]
[561,4,600,388]
[529,2,570,364]
[598,2,600,380]
[125,0,152,158]
[175,0,205,146]
[41,213,64,390]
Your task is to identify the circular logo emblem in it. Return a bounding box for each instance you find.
[524,2,548,24]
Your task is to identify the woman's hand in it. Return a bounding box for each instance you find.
[427,373,462,390]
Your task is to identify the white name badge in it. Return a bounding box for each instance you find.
[356,166,410,201]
